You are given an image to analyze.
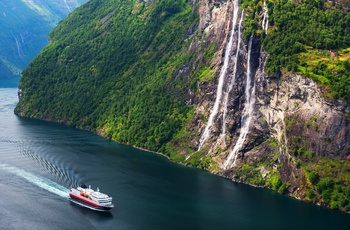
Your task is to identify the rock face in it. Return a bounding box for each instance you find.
[189,0,267,165]
[184,0,350,199]
[263,73,350,158]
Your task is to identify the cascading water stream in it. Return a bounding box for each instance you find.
[197,0,240,151]
[262,1,269,34]
[224,35,255,169]
[64,0,72,12]
[221,11,244,136]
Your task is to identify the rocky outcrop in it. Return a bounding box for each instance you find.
[183,0,350,200]
[262,73,350,158]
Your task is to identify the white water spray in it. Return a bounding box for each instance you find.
[262,1,269,34]
[13,36,23,58]
[224,35,255,169]
[197,0,240,151]
[0,163,69,198]
[64,0,72,12]
[221,11,244,135]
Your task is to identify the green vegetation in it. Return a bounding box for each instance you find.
[243,164,266,186]
[307,171,320,185]
[267,173,290,194]
[16,0,199,154]
[304,158,350,211]
[238,0,350,101]
[285,112,350,211]
[269,173,282,190]
[262,0,350,101]
[184,151,218,170]
[240,0,261,41]
[298,48,350,101]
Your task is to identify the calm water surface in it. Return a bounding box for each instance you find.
[0,87,349,230]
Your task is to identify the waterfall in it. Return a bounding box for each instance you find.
[13,35,23,58]
[64,0,72,12]
[262,1,269,34]
[224,35,255,169]
[197,0,240,151]
[221,11,244,135]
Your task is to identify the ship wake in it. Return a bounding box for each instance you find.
[0,162,69,198]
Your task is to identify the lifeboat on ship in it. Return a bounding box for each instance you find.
[69,184,114,211]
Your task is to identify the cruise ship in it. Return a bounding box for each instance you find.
[69,184,114,211]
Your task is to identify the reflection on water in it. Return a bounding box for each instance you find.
[69,201,114,218]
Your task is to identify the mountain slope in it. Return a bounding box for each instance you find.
[15,0,350,212]
[16,0,198,152]
[0,0,88,79]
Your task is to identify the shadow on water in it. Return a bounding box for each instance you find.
[69,201,114,219]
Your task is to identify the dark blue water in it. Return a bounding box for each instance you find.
[0,77,19,88]
[0,87,349,230]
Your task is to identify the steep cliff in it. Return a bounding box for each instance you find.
[15,0,350,212]
[169,0,350,211]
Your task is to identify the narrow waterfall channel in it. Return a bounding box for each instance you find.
[221,10,244,136]
[262,1,269,33]
[197,0,240,151]
[64,0,72,12]
[224,35,255,169]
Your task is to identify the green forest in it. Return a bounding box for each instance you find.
[16,0,198,153]
[262,0,350,101]
[241,0,350,101]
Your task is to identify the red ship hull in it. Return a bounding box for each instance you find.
[69,193,113,211]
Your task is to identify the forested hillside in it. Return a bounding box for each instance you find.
[262,0,350,101]
[240,0,350,101]
[16,0,198,153]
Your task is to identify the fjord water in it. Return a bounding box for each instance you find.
[1,88,349,230]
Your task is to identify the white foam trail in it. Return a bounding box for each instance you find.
[262,1,269,34]
[221,10,244,135]
[0,163,69,198]
[197,0,240,151]
[224,35,255,169]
